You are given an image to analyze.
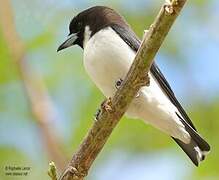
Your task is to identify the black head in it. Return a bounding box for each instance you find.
[57,6,127,51]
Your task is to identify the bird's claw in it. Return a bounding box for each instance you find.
[136,92,140,98]
[164,0,177,14]
[94,108,101,121]
[101,97,113,112]
[137,74,150,87]
[95,97,113,121]
[115,78,123,89]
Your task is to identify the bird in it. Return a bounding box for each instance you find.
[57,6,210,166]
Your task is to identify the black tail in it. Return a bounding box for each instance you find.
[173,137,209,166]
[173,114,210,166]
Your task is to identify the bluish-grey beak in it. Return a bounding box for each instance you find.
[57,33,78,52]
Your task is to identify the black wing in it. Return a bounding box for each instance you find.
[111,24,210,166]
[111,24,196,130]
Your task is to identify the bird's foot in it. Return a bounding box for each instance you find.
[115,78,123,89]
[164,0,177,14]
[101,97,113,112]
[95,97,114,121]
[135,74,150,87]
[135,92,140,98]
[94,97,113,121]
[94,108,101,121]
[135,74,150,98]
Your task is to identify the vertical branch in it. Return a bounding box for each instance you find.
[0,0,66,170]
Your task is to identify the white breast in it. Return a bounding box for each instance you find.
[83,26,134,97]
[83,26,190,143]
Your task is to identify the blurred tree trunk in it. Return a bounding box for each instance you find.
[0,0,66,170]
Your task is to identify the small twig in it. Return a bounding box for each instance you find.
[48,162,58,180]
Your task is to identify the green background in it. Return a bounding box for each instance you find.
[0,0,218,179]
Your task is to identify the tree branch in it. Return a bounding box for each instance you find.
[60,0,187,179]
[0,0,66,170]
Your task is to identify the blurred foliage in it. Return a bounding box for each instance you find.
[0,34,18,83]
[0,0,218,180]
[26,31,54,51]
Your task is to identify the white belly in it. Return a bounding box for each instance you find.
[84,27,133,97]
[83,27,190,143]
